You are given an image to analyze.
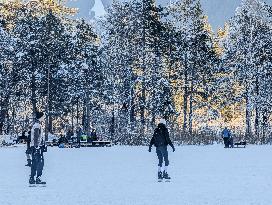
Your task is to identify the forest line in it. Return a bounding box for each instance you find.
[0,0,271,145]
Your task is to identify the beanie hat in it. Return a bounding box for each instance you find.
[159,119,166,125]
[36,111,44,120]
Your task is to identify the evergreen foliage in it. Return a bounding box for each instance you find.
[0,0,271,145]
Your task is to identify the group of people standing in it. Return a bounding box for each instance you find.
[58,126,97,148]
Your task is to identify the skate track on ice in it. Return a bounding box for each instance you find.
[0,145,271,205]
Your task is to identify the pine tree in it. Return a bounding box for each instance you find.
[168,0,219,135]
[223,0,272,143]
[72,19,100,137]
[0,22,15,134]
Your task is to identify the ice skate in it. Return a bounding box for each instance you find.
[36,177,46,186]
[158,171,163,182]
[163,171,171,182]
[25,159,31,167]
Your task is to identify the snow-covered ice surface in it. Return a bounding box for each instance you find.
[1,145,272,205]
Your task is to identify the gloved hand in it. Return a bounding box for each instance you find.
[148,147,152,152]
[172,147,175,152]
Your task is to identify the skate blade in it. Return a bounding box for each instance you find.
[37,184,46,187]
[158,180,163,182]
[165,180,171,182]
[29,184,46,187]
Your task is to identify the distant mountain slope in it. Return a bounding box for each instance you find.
[67,0,272,30]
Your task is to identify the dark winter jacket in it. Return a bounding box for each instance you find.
[58,136,68,145]
[149,123,174,149]
[91,130,98,141]
[21,131,27,140]
[66,130,73,141]
[26,130,31,149]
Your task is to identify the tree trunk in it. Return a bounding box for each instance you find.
[255,105,260,142]
[129,88,135,124]
[76,97,79,125]
[262,109,268,143]
[245,89,252,142]
[86,94,91,137]
[110,109,115,141]
[0,98,8,135]
[188,81,193,135]
[71,104,74,132]
[254,76,260,142]
[183,71,188,132]
[31,73,37,118]
[141,0,147,127]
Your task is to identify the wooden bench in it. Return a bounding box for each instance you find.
[234,141,247,148]
[80,141,112,147]
[46,139,58,147]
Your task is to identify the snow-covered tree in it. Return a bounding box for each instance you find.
[0,22,15,134]
[223,0,272,142]
[168,0,219,134]
[72,19,101,137]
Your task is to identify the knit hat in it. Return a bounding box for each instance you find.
[159,119,166,125]
[36,111,44,120]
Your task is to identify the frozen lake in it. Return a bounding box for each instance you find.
[0,145,271,205]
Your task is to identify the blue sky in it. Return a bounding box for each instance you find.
[67,0,272,31]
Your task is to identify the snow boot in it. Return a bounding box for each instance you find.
[25,159,31,167]
[163,171,171,181]
[29,176,35,185]
[36,177,46,185]
[158,171,163,182]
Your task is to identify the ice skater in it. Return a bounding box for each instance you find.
[149,119,175,182]
[29,111,46,185]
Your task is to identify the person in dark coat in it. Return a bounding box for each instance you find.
[66,128,73,141]
[149,119,175,181]
[21,130,27,141]
[58,134,68,147]
[16,130,27,144]
[91,128,98,141]
[75,125,82,148]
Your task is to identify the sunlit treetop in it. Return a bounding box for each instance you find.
[0,0,78,29]
[214,23,229,56]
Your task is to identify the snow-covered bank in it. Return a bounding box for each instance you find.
[1,145,272,205]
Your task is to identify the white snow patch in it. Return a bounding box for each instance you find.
[0,145,272,205]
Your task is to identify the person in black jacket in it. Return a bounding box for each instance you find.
[149,119,175,181]
[58,134,68,147]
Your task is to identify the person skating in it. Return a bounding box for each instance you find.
[149,119,175,182]
[58,134,68,148]
[29,111,46,185]
[91,128,98,141]
[25,126,32,167]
